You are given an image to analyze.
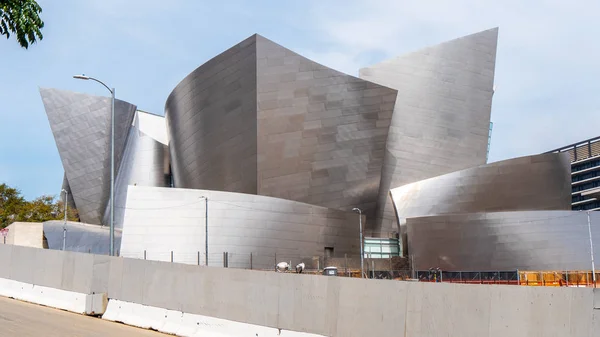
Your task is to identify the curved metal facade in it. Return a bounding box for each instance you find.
[43,221,122,255]
[107,111,171,228]
[165,35,258,194]
[120,186,362,269]
[255,36,397,217]
[165,35,396,219]
[406,211,600,271]
[41,88,137,225]
[359,28,499,233]
[390,153,571,253]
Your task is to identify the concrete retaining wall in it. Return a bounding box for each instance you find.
[0,244,595,336]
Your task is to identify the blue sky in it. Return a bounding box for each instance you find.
[1,0,599,200]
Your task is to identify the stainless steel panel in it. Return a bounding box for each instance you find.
[40,88,137,225]
[107,111,171,228]
[255,35,397,219]
[43,220,121,255]
[391,153,572,254]
[165,34,396,220]
[407,211,600,271]
[359,28,499,233]
[165,35,258,194]
[120,186,362,269]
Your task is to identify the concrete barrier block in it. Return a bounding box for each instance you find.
[85,293,108,315]
[0,277,23,298]
[176,312,202,336]
[594,288,600,309]
[280,330,327,336]
[102,299,131,322]
[160,309,184,335]
[102,300,167,331]
[130,304,167,331]
[32,285,87,313]
[17,282,37,304]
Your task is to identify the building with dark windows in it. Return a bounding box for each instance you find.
[37,27,598,272]
[547,136,600,211]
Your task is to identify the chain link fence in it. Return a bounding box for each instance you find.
[117,249,600,287]
[119,249,410,278]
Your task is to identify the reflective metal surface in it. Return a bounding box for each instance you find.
[255,35,396,218]
[40,88,137,225]
[165,35,396,220]
[106,111,171,228]
[359,28,498,233]
[390,153,572,253]
[120,186,362,269]
[165,35,258,194]
[406,211,600,271]
[43,220,121,255]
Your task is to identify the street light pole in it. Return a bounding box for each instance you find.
[352,208,364,278]
[73,74,116,256]
[200,196,208,266]
[61,189,68,250]
[587,211,596,286]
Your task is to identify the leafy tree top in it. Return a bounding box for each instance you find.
[0,183,79,228]
[0,0,44,49]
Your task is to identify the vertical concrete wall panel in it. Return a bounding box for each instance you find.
[335,278,407,337]
[90,254,111,294]
[277,273,332,335]
[33,248,64,290]
[0,244,12,278]
[9,245,36,283]
[118,257,146,304]
[141,260,180,311]
[106,255,124,299]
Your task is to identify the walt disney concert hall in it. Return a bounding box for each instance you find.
[40,28,600,271]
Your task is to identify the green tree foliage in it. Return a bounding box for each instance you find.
[0,183,26,228]
[0,0,44,49]
[0,183,79,228]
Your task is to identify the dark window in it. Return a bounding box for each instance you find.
[324,247,334,258]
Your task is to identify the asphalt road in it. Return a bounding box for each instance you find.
[0,296,165,336]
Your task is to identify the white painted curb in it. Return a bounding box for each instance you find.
[0,277,106,315]
[103,299,325,337]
